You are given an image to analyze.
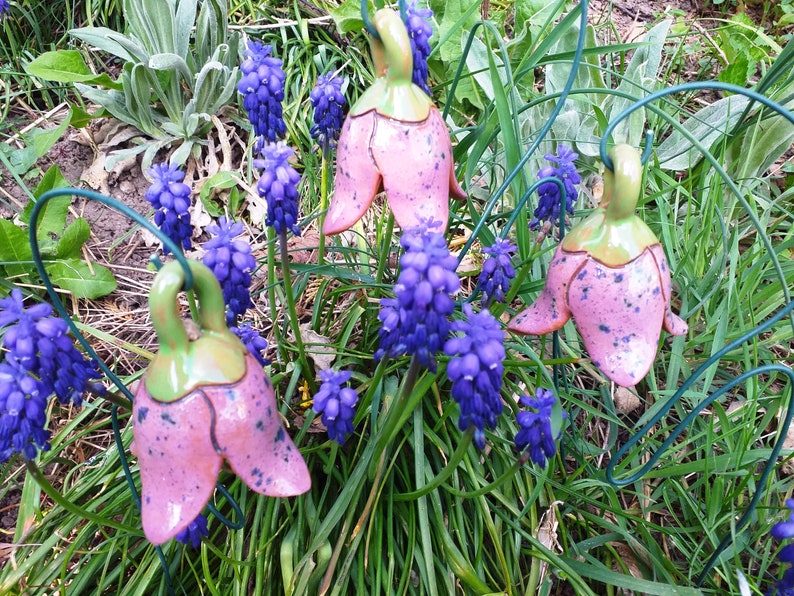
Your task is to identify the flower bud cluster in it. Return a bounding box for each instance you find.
[238,41,287,147]
[514,388,562,468]
[255,142,302,236]
[530,144,581,231]
[312,369,358,444]
[478,238,516,305]
[444,304,505,449]
[0,290,102,462]
[202,217,256,324]
[403,2,434,95]
[145,163,192,253]
[375,225,460,371]
[310,74,346,149]
[175,513,209,548]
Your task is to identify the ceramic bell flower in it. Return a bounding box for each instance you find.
[131,261,310,545]
[322,7,465,236]
[508,145,688,387]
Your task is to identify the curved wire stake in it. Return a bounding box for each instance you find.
[361,0,381,41]
[600,83,794,583]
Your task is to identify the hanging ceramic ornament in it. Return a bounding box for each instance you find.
[322,7,465,235]
[131,260,310,545]
[508,144,688,386]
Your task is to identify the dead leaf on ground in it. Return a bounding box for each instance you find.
[299,324,336,372]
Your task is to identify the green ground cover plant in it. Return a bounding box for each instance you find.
[0,0,793,594]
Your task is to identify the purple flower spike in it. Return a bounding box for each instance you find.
[402,2,434,95]
[0,289,103,462]
[310,73,346,149]
[530,145,581,231]
[312,369,359,444]
[255,142,302,236]
[202,217,257,324]
[175,513,209,548]
[238,40,286,147]
[514,388,564,468]
[479,238,516,306]
[375,225,460,371]
[444,304,505,449]
[231,323,270,368]
[145,163,193,253]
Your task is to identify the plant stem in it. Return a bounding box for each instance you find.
[318,144,330,266]
[279,229,316,393]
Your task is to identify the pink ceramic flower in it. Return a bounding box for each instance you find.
[131,261,310,545]
[322,8,465,236]
[508,145,688,386]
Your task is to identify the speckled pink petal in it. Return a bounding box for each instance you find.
[649,244,688,336]
[508,246,586,335]
[132,383,221,546]
[323,111,381,235]
[567,248,665,386]
[207,354,311,497]
[372,106,465,231]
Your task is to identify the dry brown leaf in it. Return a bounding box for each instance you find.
[299,324,336,372]
[535,500,563,585]
[614,385,642,413]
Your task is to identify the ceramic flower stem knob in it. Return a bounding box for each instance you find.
[508,144,688,386]
[131,260,310,545]
[322,7,465,235]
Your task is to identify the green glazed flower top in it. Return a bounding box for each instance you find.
[561,144,659,267]
[145,260,247,402]
[350,8,433,122]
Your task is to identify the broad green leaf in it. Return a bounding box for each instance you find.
[69,103,94,128]
[44,259,117,299]
[148,52,193,86]
[55,218,91,259]
[0,219,33,262]
[25,51,122,89]
[123,0,175,54]
[30,111,72,159]
[725,109,794,182]
[20,166,71,254]
[329,0,366,34]
[609,20,671,147]
[174,0,198,58]
[199,171,243,217]
[68,27,149,63]
[656,95,751,170]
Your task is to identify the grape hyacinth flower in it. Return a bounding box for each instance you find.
[375,225,460,371]
[770,500,794,595]
[0,0,9,16]
[444,304,506,449]
[255,142,301,236]
[231,322,270,368]
[530,145,581,231]
[175,514,209,548]
[0,362,49,462]
[238,40,286,148]
[402,1,434,95]
[310,73,346,149]
[0,289,103,462]
[202,217,257,324]
[514,388,564,468]
[478,238,516,306]
[312,369,358,444]
[145,163,193,253]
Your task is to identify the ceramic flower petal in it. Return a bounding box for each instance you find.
[322,8,464,236]
[508,145,687,386]
[209,354,311,497]
[132,383,221,545]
